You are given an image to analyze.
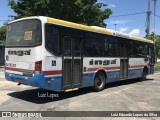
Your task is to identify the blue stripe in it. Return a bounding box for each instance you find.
[5,68,146,92]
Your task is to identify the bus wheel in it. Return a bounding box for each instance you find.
[94,72,106,92]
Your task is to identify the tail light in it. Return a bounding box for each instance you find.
[34,61,42,74]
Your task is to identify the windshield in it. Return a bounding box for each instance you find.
[6,19,41,47]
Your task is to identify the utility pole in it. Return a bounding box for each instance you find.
[153,0,157,44]
[146,0,151,39]
[114,24,117,31]
[153,0,157,62]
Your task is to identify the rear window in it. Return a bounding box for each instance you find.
[6,19,42,47]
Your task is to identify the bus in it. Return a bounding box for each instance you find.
[5,16,155,92]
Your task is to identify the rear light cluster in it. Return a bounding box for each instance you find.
[34,61,42,74]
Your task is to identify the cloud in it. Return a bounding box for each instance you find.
[109,4,117,8]
[119,27,129,33]
[109,20,129,25]
[129,29,140,36]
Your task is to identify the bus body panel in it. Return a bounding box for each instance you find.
[5,47,44,62]
[45,51,62,76]
[5,46,44,72]
[83,57,121,84]
[128,58,148,79]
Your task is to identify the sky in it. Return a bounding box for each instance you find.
[0,0,160,38]
[0,0,16,25]
[100,0,160,37]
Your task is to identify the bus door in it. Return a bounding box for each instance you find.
[120,44,129,79]
[62,35,83,90]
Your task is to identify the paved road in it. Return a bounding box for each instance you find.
[0,68,160,120]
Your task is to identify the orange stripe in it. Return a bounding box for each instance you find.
[5,67,20,71]
[5,67,34,73]
[44,70,62,75]
[5,67,62,75]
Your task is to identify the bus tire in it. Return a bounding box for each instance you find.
[94,71,106,92]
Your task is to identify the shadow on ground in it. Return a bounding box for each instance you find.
[8,78,153,104]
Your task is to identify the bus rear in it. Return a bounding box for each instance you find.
[5,17,45,88]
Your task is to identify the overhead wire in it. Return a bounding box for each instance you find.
[109,12,147,18]
[109,11,148,34]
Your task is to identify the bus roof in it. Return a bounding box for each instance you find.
[8,16,153,43]
[47,17,153,44]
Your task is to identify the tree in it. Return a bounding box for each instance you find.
[148,32,160,58]
[0,22,7,44]
[155,36,160,58]
[8,0,112,27]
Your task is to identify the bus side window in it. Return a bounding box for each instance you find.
[142,44,148,56]
[63,36,72,56]
[45,24,59,55]
[83,33,97,56]
[130,42,139,57]
[104,43,112,56]
[136,43,148,57]
[104,36,119,57]
[149,46,155,64]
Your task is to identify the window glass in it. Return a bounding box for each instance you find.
[73,37,81,56]
[6,19,41,46]
[149,45,155,64]
[129,41,150,57]
[63,36,71,56]
[83,33,119,57]
[45,24,59,55]
[103,36,119,57]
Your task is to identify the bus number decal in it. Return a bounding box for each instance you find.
[6,63,16,67]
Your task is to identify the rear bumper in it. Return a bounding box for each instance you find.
[5,71,62,92]
[5,72,43,87]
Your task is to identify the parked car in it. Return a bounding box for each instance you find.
[0,44,4,66]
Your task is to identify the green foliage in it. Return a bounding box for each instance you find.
[155,61,160,66]
[156,36,160,58]
[0,22,7,44]
[8,0,112,27]
[148,32,160,58]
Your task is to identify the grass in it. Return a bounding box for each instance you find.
[155,62,160,66]
[0,40,5,44]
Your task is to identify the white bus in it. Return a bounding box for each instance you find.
[5,16,155,92]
